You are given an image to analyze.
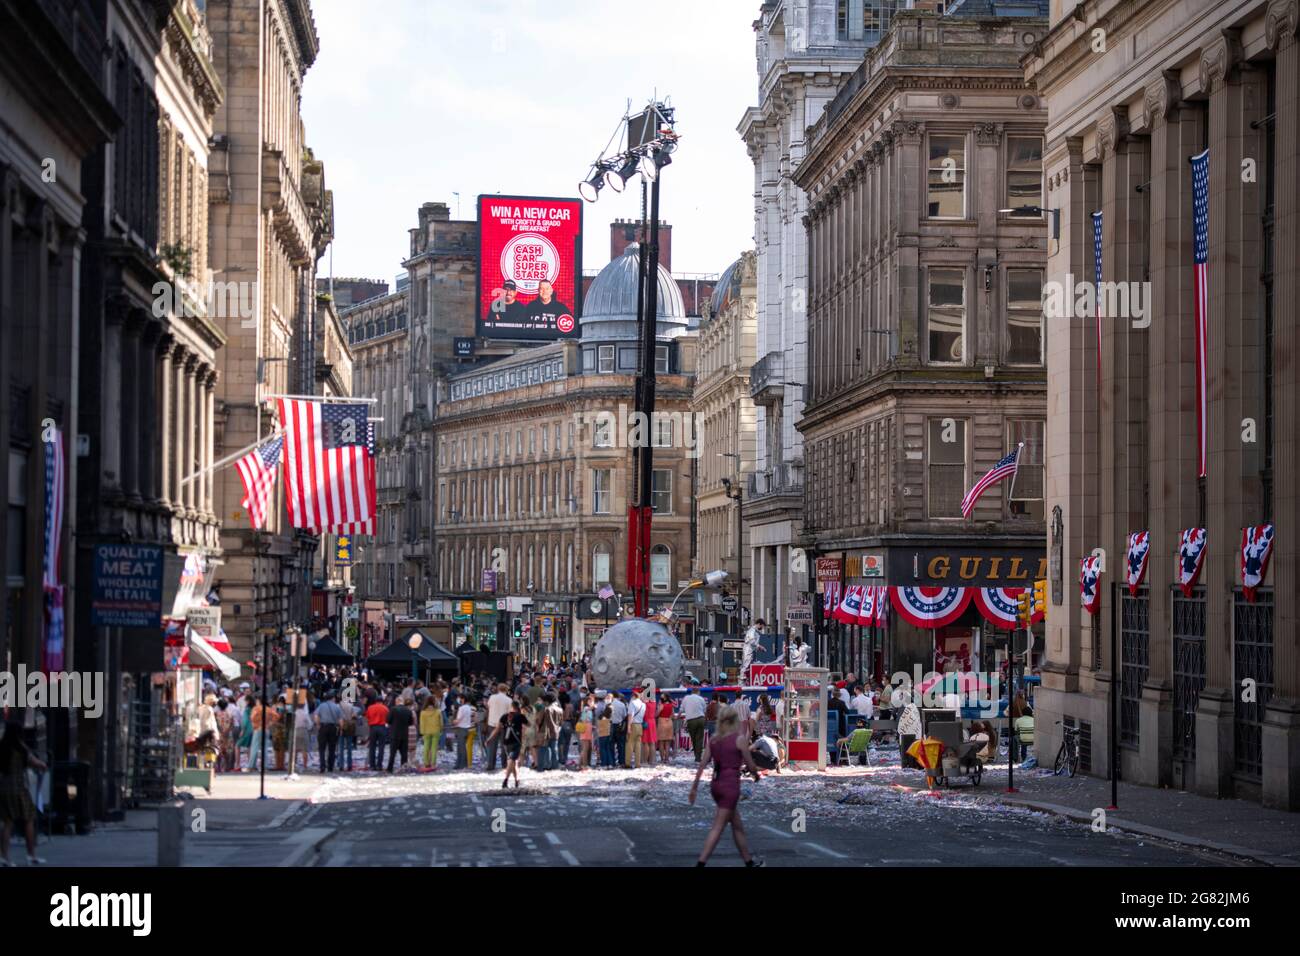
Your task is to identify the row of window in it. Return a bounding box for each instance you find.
[432,542,675,594]
[925,267,1043,366]
[347,310,407,345]
[439,467,674,520]
[581,345,670,374]
[925,134,1043,220]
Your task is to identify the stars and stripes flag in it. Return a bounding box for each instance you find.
[960,444,1022,519]
[331,420,377,536]
[277,399,375,531]
[234,434,283,530]
[1092,210,1103,390]
[1191,148,1210,478]
[43,427,66,672]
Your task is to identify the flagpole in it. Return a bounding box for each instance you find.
[180,429,285,486]
[264,394,378,404]
[1005,442,1026,501]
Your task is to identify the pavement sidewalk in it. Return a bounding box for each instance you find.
[839,748,1300,866]
[14,772,329,868]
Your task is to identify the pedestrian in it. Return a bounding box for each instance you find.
[453,694,474,770]
[487,700,526,789]
[546,694,564,768]
[237,694,254,770]
[245,695,275,773]
[0,720,47,866]
[366,693,389,771]
[625,688,646,769]
[577,692,595,771]
[680,684,707,762]
[656,692,675,764]
[642,688,658,766]
[419,690,443,772]
[272,695,290,771]
[754,694,777,738]
[338,693,357,772]
[688,706,763,867]
[484,683,513,772]
[557,692,576,769]
[314,691,343,773]
[214,698,236,772]
[704,692,720,743]
[596,697,614,768]
[292,695,312,774]
[387,695,414,772]
[470,695,488,769]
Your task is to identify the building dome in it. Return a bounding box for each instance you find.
[580,242,687,342]
[709,256,743,316]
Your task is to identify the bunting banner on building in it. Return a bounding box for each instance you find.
[972,586,1038,630]
[42,427,66,671]
[1178,528,1208,597]
[833,585,865,624]
[858,586,877,626]
[1191,148,1210,478]
[822,581,841,616]
[1241,524,1275,603]
[1092,210,1104,390]
[1125,531,1151,596]
[874,585,889,627]
[277,399,374,531]
[890,586,971,630]
[1080,553,1102,615]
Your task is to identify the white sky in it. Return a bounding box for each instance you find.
[301,0,759,284]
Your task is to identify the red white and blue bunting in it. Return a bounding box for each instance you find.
[834,585,865,624]
[822,581,841,615]
[1080,554,1102,616]
[876,586,889,627]
[859,585,877,626]
[973,586,1040,630]
[1125,531,1151,596]
[1178,528,1207,597]
[1241,524,1275,603]
[890,586,971,629]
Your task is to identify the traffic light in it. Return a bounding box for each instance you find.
[1016,590,1033,627]
[1033,578,1048,620]
[512,619,522,641]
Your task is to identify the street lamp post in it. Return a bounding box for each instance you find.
[722,476,744,635]
[408,632,423,686]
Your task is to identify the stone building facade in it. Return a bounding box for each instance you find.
[431,244,699,662]
[1025,0,1300,809]
[794,8,1049,676]
[208,0,334,662]
[738,0,894,632]
[692,252,759,636]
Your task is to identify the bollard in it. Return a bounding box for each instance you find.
[157,800,185,867]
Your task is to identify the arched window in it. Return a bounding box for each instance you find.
[650,544,671,593]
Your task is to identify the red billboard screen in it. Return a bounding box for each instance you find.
[477,195,583,340]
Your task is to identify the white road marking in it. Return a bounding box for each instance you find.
[805,842,848,859]
[758,824,793,839]
[262,801,305,829]
[545,832,561,845]
[560,850,580,866]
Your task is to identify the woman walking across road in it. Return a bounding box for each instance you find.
[0,719,47,866]
[487,700,526,788]
[688,706,763,867]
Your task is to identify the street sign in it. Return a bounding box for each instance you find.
[721,640,745,651]
[91,544,164,629]
[721,596,738,613]
[186,607,221,643]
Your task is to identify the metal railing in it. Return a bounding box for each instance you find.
[746,461,804,499]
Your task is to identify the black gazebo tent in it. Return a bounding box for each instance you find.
[366,634,459,679]
[307,636,354,665]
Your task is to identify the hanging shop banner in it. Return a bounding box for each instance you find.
[888,547,1046,587]
[833,585,864,624]
[1125,531,1150,596]
[92,543,165,628]
[890,586,971,630]
[476,195,583,341]
[335,536,353,567]
[874,586,889,627]
[1241,524,1275,603]
[1178,528,1208,596]
[858,586,877,625]
[1080,554,1102,615]
[974,587,1022,630]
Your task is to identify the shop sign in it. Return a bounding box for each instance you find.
[786,603,813,624]
[186,607,221,643]
[721,595,738,613]
[891,548,1048,587]
[749,664,785,687]
[816,558,842,583]
[860,553,885,577]
[91,544,164,628]
[481,569,497,593]
[538,616,555,641]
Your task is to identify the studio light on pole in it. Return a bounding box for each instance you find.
[604,155,639,193]
[578,166,605,203]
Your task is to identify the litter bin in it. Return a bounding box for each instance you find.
[52,761,92,834]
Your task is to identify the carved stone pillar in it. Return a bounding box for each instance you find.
[157,334,174,509]
[120,311,142,503]
[172,345,189,519]
[139,323,161,505]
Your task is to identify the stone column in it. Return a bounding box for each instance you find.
[120,312,142,502]
[157,335,174,509]
[102,300,126,495]
[139,323,160,505]
[975,123,1002,368]
[1197,33,1266,798]
[893,120,924,365]
[1263,0,1300,811]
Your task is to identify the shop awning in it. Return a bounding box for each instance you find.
[184,630,241,680]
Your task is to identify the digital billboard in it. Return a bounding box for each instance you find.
[477,194,583,340]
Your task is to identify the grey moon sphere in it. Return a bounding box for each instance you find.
[590,618,684,689]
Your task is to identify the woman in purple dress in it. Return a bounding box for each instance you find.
[688,706,763,866]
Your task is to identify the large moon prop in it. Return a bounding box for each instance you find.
[589,618,684,690]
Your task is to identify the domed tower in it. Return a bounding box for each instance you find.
[578,242,688,374]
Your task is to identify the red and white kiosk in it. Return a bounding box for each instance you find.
[781,666,828,770]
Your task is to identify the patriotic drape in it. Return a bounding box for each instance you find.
[1092,210,1103,390]
[43,427,66,672]
[1080,553,1102,615]
[972,586,1040,630]
[1191,148,1210,478]
[1125,531,1151,596]
[235,434,283,530]
[1241,524,1275,603]
[277,399,374,531]
[890,586,971,629]
[333,421,377,535]
[833,585,865,624]
[960,445,1021,518]
[1177,528,1208,596]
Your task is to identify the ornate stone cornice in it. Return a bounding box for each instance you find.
[163,10,223,119]
[1096,106,1130,158]
[1142,70,1182,128]
[1199,28,1243,95]
[890,119,923,143]
[1265,0,1300,48]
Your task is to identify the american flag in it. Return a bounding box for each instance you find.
[1191,148,1210,478]
[960,445,1022,519]
[43,426,64,590]
[234,434,283,530]
[277,399,374,531]
[1092,210,1103,390]
[331,420,377,535]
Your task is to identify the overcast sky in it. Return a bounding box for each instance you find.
[301,0,759,285]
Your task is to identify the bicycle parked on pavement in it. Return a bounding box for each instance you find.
[1054,720,1081,777]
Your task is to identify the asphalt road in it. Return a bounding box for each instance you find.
[282,764,1241,868]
